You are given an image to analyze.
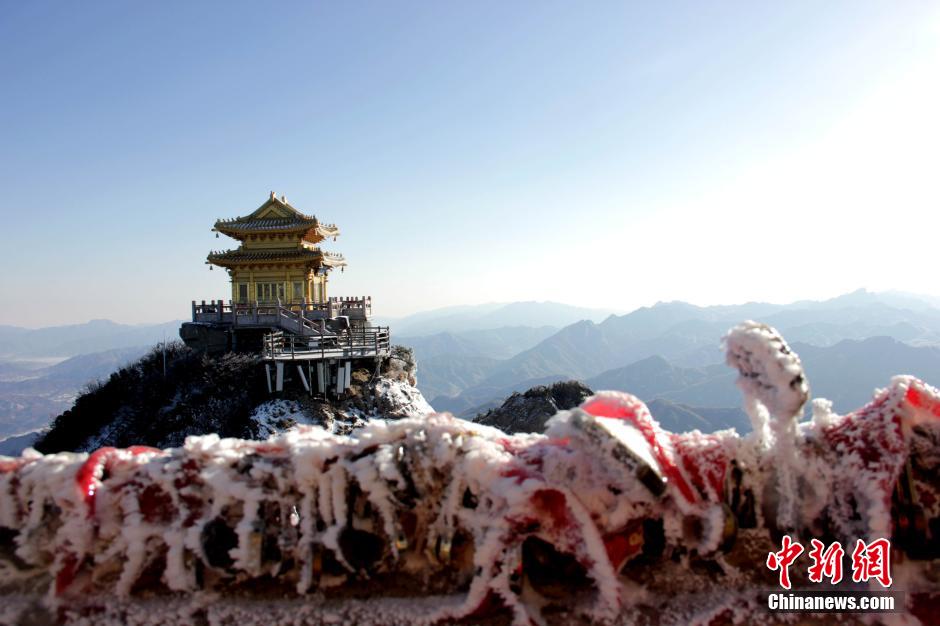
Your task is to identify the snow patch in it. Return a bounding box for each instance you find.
[249,399,312,439]
[371,378,434,418]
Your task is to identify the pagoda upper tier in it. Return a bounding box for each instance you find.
[207,192,346,304]
[213,191,341,243]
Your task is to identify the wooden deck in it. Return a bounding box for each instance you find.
[261,328,391,394]
[261,327,391,362]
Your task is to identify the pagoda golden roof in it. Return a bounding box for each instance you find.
[207,247,347,269]
[214,192,341,242]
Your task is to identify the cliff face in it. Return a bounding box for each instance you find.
[34,343,434,453]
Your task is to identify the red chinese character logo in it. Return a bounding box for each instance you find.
[807,539,844,584]
[766,535,804,589]
[851,538,892,588]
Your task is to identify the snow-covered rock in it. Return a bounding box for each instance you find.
[248,377,434,437]
[371,377,434,419]
[383,345,418,387]
[249,399,315,439]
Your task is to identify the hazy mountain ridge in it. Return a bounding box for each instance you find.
[592,337,940,417]
[645,399,750,434]
[385,301,619,336]
[586,355,721,399]
[397,325,559,360]
[415,354,503,401]
[396,326,563,400]
[0,346,151,438]
[795,337,940,412]
[425,290,940,418]
[0,319,183,358]
[451,336,940,435]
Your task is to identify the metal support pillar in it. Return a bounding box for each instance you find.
[297,364,310,393]
[335,361,345,395]
[316,362,326,393]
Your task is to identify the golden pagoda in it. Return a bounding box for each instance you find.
[208,191,347,304]
[182,192,389,391]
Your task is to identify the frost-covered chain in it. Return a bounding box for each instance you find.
[724,321,809,423]
[724,321,811,532]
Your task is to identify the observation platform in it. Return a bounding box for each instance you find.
[190,297,373,335]
[260,328,391,362]
[259,328,391,395]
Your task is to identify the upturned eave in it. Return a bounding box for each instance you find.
[206,248,346,269]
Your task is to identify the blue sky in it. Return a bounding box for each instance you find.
[1,2,938,326]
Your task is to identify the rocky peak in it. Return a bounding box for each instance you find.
[34,343,433,452]
[473,380,593,434]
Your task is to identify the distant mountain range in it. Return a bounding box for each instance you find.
[0,346,151,438]
[383,301,620,336]
[397,326,559,399]
[398,325,560,360]
[0,319,182,358]
[588,336,940,413]
[645,399,750,434]
[433,336,940,433]
[0,317,179,438]
[409,290,940,431]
